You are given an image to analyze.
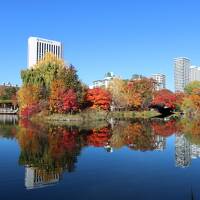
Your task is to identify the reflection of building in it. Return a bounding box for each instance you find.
[28,37,63,68]
[155,135,166,151]
[175,134,200,168]
[152,73,166,91]
[0,115,18,124]
[25,167,61,190]
[91,72,116,89]
[174,57,190,92]
[175,134,191,168]
[191,144,200,159]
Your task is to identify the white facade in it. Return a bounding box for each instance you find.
[28,37,63,68]
[175,134,200,168]
[189,66,200,82]
[25,167,60,190]
[174,57,190,92]
[91,72,116,89]
[152,73,166,90]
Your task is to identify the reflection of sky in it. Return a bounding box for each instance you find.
[1,134,200,199]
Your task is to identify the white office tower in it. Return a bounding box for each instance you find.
[28,37,63,68]
[174,57,190,92]
[152,73,166,90]
[189,66,200,82]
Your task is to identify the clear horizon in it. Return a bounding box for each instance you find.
[1,0,200,90]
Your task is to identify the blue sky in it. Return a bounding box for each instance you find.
[1,0,200,90]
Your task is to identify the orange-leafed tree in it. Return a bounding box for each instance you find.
[175,92,185,111]
[189,89,200,112]
[17,84,42,117]
[85,88,111,110]
[125,78,155,110]
[49,79,65,113]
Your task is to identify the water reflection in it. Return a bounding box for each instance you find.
[1,117,200,191]
[0,114,18,124]
[175,118,200,168]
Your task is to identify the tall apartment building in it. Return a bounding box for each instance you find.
[152,73,166,90]
[189,66,200,82]
[174,57,190,92]
[28,37,63,68]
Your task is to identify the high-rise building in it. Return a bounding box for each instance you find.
[174,57,190,92]
[189,66,200,82]
[152,73,166,90]
[28,37,63,68]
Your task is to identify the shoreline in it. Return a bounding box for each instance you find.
[31,110,161,125]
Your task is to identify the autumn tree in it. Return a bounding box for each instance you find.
[49,80,65,113]
[151,89,176,110]
[125,78,155,110]
[181,81,200,117]
[49,80,78,113]
[184,81,200,95]
[20,53,85,115]
[108,78,128,110]
[60,89,78,113]
[0,85,18,101]
[85,88,111,111]
[17,84,42,117]
[175,92,185,111]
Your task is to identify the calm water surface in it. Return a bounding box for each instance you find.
[0,115,200,200]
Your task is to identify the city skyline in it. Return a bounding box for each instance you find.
[1,1,200,90]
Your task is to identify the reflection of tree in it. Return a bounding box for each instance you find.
[0,124,18,139]
[125,121,157,151]
[111,121,158,151]
[179,118,200,145]
[4,118,191,176]
[151,120,178,137]
[17,120,82,174]
[86,127,111,147]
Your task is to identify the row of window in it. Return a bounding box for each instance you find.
[36,42,62,61]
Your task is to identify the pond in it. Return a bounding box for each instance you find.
[0,116,200,200]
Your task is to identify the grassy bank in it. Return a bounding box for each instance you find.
[33,109,160,125]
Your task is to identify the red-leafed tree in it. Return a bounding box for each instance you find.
[59,89,78,113]
[85,88,111,110]
[151,89,176,110]
[49,80,78,113]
